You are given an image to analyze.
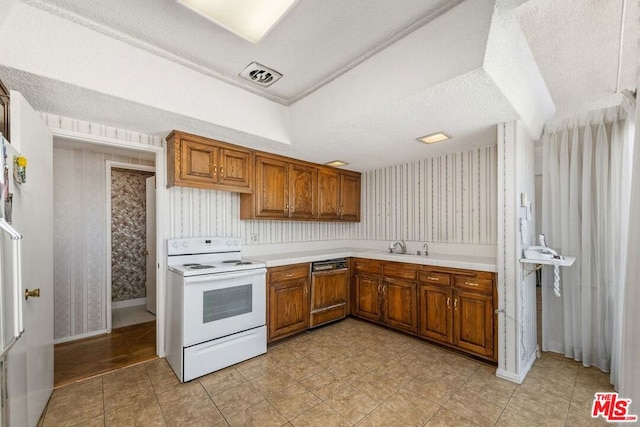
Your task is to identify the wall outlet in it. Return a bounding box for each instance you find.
[250,233,259,243]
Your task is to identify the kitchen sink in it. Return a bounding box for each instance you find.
[385,250,428,256]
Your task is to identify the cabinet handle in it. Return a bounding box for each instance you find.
[383,285,386,294]
[285,273,293,278]
[213,164,218,176]
[427,276,439,281]
[454,298,458,309]
[304,287,308,295]
[220,166,224,176]
[447,297,450,308]
[465,281,479,287]
[285,203,289,214]
[377,284,381,293]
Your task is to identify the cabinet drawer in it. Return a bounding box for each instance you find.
[454,276,493,293]
[383,263,417,280]
[418,271,451,286]
[354,259,382,275]
[268,264,309,283]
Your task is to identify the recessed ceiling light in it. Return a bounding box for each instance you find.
[324,160,348,167]
[417,132,452,144]
[176,0,298,43]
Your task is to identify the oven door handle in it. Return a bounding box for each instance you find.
[183,268,267,284]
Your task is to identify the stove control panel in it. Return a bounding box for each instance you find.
[167,236,242,255]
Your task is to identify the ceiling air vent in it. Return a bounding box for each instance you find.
[240,62,282,87]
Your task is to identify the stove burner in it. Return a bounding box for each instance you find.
[185,264,215,270]
[221,260,253,266]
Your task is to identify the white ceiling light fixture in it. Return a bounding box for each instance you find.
[324,160,348,167]
[176,0,298,43]
[417,132,452,144]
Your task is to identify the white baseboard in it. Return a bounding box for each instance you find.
[112,297,146,309]
[54,328,108,344]
[496,347,539,384]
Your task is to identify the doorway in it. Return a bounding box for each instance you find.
[108,164,156,330]
[51,136,165,387]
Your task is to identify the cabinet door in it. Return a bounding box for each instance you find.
[419,285,453,344]
[218,148,252,191]
[289,163,317,219]
[317,168,341,220]
[180,137,218,184]
[383,278,417,333]
[453,290,494,358]
[310,269,348,327]
[268,279,309,342]
[255,156,288,218]
[340,172,361,222]
[354,274,382,322]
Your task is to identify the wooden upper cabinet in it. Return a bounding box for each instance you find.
[253,156,288,218]
[317,168,361,222]
[289,163,317,220]
[181,138,217,183]
[243,156,317,220]
[340,172,361,222]
[317,168,341,220]
[167,131,252,192]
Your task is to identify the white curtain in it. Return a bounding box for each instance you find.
[541,104,635,388]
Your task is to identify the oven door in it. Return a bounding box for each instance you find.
[182,268,266,347]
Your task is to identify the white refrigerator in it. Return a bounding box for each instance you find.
[0,91,54,427]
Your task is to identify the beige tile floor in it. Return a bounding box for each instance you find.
[39,318,614,426]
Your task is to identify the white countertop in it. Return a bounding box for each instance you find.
[248,247,497,272]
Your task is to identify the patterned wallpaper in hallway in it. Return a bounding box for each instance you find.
[111,168,154,302]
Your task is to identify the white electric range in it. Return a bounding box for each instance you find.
[165,237,267,382]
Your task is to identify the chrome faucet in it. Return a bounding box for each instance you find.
[423,243,429,256]
[392,240,406,254]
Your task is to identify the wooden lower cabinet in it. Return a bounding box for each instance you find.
[418,266,497,361]
[267,264,310,343]
[353,260,418,334]
[383,278,417,333]
[453,289,494,358]
[351,259,497,362]
[353,273,383,322]
[419,285,453,344]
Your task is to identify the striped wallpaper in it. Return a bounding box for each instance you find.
[169,145,498,245]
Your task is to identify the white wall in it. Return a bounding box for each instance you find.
[496,121,537,383]
[52,143,153,340]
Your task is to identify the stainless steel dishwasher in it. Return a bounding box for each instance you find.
[310,258,349,328]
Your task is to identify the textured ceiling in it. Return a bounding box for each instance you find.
[22,0,462,105]
[516,0,639,117]
[0,0,638,171]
